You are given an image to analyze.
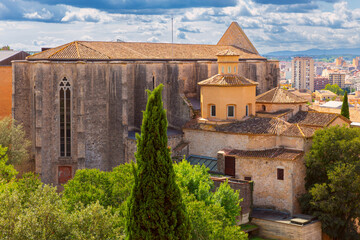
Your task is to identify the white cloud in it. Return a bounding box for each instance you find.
[61,8,114,23]
[24,8,53,20]
[0,0,359,53]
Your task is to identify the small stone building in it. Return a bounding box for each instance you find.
[184,79,351,214]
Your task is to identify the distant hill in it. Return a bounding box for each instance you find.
[264,48,360,57]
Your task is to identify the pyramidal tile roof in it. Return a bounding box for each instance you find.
[256,87,308,104]
[217,22,259,55]
[198,74,258,87]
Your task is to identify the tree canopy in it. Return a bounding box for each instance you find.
[300,126,360,239]
[323,84,344,96]
[0,117,30,165]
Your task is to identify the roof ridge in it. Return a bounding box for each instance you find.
[272,87,280,102]
[296,124,306,138]
[48,41,75,59]
[75,41,80,58]
[77,42,111,59]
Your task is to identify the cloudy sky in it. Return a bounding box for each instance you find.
[0,0,359,54]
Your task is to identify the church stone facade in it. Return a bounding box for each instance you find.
[12,22,279,186]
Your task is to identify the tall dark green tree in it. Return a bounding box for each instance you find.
[341,91,350,119]
[126,84,191,240]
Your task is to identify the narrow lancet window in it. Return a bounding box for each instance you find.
[60,77,71,157]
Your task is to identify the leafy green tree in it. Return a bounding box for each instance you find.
[323,84,344,96]
[213,180,241,225]
[300,126,360,239]
[126,85,191,240]
[0,117,30,165]
[63,163,134,212]
[13,185,72,240]
[63,168,112,210]
[0,145,18,183]
[310,163,360,240]
[341,91,350,119]
[70,202,125,240]
[174,161,246,240]
[174,160,214,204]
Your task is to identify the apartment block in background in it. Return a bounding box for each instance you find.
[314,76,329,91]
[292,57,314,92]
[329,73,346,89]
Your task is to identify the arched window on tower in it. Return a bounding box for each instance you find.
[59,77,71,157]
[152,75,155,89]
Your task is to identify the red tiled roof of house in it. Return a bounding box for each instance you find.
[281,124,321,138]
[198,74,258,87]
[222,147,304,161]
[288,111,351,127]
[184,117,290,135]
[256,87,308,104]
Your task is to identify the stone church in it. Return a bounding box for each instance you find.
[12,22,279,186]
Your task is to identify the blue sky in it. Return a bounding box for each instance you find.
[0,0,359,54]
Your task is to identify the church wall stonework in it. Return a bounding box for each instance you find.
[13,57,278,186]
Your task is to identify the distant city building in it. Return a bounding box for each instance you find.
[291,57,314,92]
[335,57,345,66]
[315,65,325,76]
[353,57,360,69]
[329,73,346,88]
[314,77,329,91]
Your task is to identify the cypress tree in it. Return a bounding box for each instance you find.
[341,91,350,119]
[126,84,191,240]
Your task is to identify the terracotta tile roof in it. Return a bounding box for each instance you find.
[27,41,265,61]
[281,124,321,138]
[223,147,304,161]
[198,74,258,86]
[216,49,239,56]
[256,109,293,118]
[184,117,291,135]
[217,22,259,55]
[256,87,308,104]
[288,111,348,127]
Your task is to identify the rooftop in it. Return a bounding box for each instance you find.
[187,155,218,172]
[281,124,320,138]
[27,22,264,61]
[0,51,22,61]
[288,111,350,127]
[320,101,354,109]
[222,147,304,161]
[184,117,290,135]
[27,41,265,61]
[216,49,239,56]
[198,74,258,87]
[256,87,308,104]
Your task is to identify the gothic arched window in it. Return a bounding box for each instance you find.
[59,77,71,157]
